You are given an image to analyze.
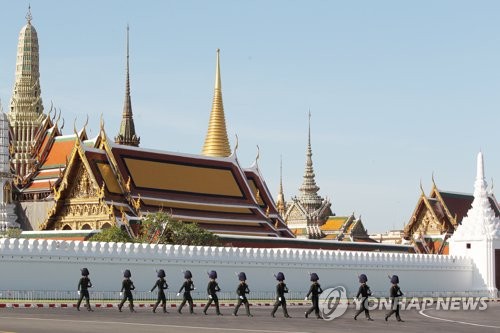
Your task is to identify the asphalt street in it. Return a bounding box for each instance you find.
[0,304,498,333]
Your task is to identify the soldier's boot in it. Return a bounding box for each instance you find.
[86,300,93,312]
[178,300,185,314]
[283,305,291,318]
[153,303,158,313]
[233,303,240,316]
[163,303,168,313]
[245,303,253,317]
[189,302,194,314]
[118,301,124,312]
[203,302,209,315]
[271,305,278,318]
[216,303,222,316]
[129,303,136,313]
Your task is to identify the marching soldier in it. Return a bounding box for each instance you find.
[271,272,291,318]
[77,267,93,312]
[385,275,404,322]
[203,270,222,315]
[177,270,195,314]
[233,272,252,317]
[304,272,322,319]
[118,269,136,312]
[354,273,373,321]
[151,269,168,313]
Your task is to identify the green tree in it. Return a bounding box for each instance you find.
[0,228,22,238]
[139,211,220,246]
[88,226,133,243]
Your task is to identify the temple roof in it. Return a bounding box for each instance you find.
[45,132,294,238]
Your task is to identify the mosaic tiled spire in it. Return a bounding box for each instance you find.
[202,49,231,157]
[276,156,287,216]
[115,25,140,147]
[8,6,47,179]
[298,112,324,212]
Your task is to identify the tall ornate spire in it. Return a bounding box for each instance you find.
[115,25,140,147]
[276,155,287,216]
[452,152,500,240]
[202,49,231,157]
[8,6,47,180]
[298,112,323,212]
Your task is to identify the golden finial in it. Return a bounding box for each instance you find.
[99,182,106,197]
[126,176,131,192]
[419,179,425,195]
[26,4,32,24]
[132,194,141,211]
[255,145,260,164]
[100,113,105,131]
[233,134,239,154]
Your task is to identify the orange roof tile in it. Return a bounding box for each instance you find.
[42,137,76,168]
[320,217,347,231]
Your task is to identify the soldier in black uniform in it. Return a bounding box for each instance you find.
[118,269,136,312]
[77,267,93,311]
[203,270,222,315]
[304,272,323,319]
[177,270,195,314]
[271,272,291,318]
[233,272,252,317]
[354,273,373,321]
[385,275,404,322]
[151,269,168,313]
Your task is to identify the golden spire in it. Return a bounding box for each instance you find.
[202,49,231,157]
[276,155,287,216]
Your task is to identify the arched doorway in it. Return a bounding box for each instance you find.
[81,224,91,230]
[62,225,72,230]
[101,223,112,229]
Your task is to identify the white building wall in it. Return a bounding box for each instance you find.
[0,238,473,297]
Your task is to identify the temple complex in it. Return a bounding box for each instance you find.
[5,10,293,239]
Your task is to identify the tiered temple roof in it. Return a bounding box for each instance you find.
[42,128,293,238]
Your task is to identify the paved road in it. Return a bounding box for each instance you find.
[0,304,498,332]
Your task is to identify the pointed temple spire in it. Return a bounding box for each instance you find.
[276,155,287,216]
[7,6,47,179]
[452,152,500,241]
[298,112,324,212]
[202,49,231,157]
[115,24,140,147]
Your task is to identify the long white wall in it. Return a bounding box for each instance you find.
[0,238,474,297]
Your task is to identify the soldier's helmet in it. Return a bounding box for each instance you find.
[359,274,368,283]
[275,272,285,281]
[123,269,132,278]
[157,269,166,278]
[208,270,217,279]
[238,272,247,281]
[310,272,319,281]
[81,268,90,276]
[390,275,399,284]
[184,270,193,279]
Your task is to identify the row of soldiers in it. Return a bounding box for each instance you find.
[77,268,404,321]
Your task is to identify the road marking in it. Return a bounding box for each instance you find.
[419,309,500,329]
[0,316,310,333]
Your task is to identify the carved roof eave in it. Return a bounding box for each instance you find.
[52,137,99,202]
[430,184,458,226]
[405,193,426,234]
[99,130,129,198]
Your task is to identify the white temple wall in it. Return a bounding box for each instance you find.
[0,238,474,297]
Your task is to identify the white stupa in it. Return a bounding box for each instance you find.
[449,152,500,298]
[0,108,19,231]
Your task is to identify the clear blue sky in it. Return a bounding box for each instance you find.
[1,1,500,233]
